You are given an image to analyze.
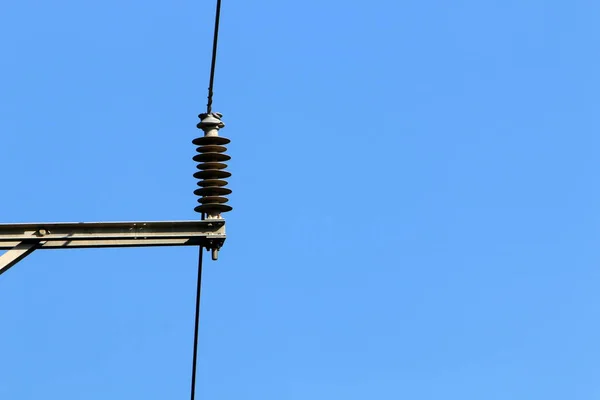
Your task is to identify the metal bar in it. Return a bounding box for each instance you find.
[0,238,225,250]
[0,220,225,250]
[0,241,39,276]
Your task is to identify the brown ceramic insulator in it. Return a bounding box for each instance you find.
[195,162,228,171]
[193,133,232,215]
[196,179,228,187]
[196,144,227,153]
[194,204,233,213]
[193,170,231,180]
[192,136,231,146]
[193,152,231,162]
[197,196,229,204]
[194,187,232,196]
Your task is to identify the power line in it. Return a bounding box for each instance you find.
[190,1,224,398]
[207,0,222,113]
[190,247,204,400]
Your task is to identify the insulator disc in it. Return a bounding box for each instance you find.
[192,136,231,146]
[198,196,229,204]
[196,145,227,153]
[193,152,231,162]
[197,179,228,187]
[196,162,228,171]
[194,187,232,196]
[194,170,231,179]
[195,204,233,213]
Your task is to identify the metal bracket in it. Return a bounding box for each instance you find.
[0,220,226,276]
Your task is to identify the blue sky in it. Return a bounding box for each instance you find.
[2,0,600,398]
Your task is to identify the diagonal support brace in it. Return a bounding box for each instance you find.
[0,241,39,276]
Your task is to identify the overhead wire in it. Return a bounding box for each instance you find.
[190,1,223,399]
[206,0,222,113]
[190,247,204,400]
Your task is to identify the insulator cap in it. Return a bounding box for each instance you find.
[195,204,233,213]
[196,112,225,130]
[194,187,232,196]
[195,162,228,171]
[196,145,227,153]
[198,196,229,204]
[192,136,230,146]
[193,152,231,162]
[193,170,232,180]
[197,179,228,187]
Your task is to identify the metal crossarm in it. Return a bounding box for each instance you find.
[0,220,226,275]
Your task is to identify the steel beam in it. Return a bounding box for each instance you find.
[0,220,226,274]
[0,220,225,249]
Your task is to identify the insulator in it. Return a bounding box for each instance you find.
[193,170,231,180]
[195,203,233,214]
[196,145,227,153]
[192,136,230,146]
[197,179,228,187]
[193,152,231,162]
[196,162,228,171]
[193,112,232,217]
[194,187,232,196]
[198,195,229,204]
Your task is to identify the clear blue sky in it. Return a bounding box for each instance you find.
[1,0,600,398]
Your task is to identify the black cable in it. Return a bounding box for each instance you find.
[190,2,222,398]
[190,246,204,400]
[206,0,222,113]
